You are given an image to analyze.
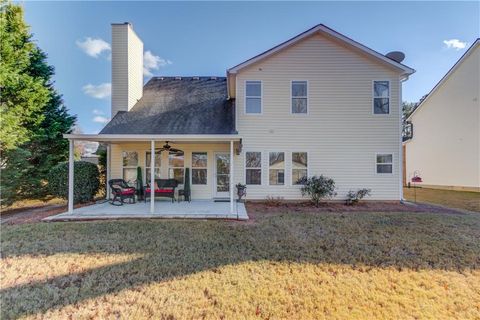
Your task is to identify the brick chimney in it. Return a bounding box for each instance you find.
[111,22,143,116]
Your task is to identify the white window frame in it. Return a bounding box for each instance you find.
[122,150,138,184]
[290,151,309,186]
[168,150,185,184]
[191,151,208,185]
[372,80,390,115]
[268,151,285,186]
[244,80,263,115]
[375,152,393,175]
[145,150,161,184]
[290,80,309,115]
[245,151,262,185]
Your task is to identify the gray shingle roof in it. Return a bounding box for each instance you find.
[100,77,236,135]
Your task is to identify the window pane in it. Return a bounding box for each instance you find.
[146,151,161,168]
[169,151,184,167]
[122,151,138,167]
[246,98,262,113]
[292,98,307,113]
[374,81,389,97]
[292,152,307,168]
[216,154,230,174]
[246,169,261,185]
[123,168,137,184]
[246,152,261,168]
[377,164,393,174]
[377,154,393,164]
[192,168,207,185]
[292,169,307,185]
[192,152,207,168]
[374,98,389,114]
[169,168,184,184]
[146,168,161,184]
[216,175,230,192]
[269,169,285,185]
[269,152,285,167]
[292,81,307,97]
[246,81,261,96]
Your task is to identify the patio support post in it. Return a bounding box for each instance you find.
[106,144,111,200]
[230,140,234,214]
[68,139,74,213]
[150,140,155,213]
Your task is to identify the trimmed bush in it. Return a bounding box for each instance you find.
[48,161,100,203]
[299,175,337,207]
[346,188,372,205]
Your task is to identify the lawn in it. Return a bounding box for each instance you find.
[2,210,480,319]
[404,187,480,212]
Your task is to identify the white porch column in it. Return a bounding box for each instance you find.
[150,140,155,213]
[230,140,234,214]
[106,144,111,200]
[68,139,74,213]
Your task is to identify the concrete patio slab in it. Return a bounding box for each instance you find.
[43,200,248,222]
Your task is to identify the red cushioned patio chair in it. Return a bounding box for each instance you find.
[144,179,178,203]
[109,179,136,206]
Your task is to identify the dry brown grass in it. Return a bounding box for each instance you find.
[404,187,480,212]
[1,210,480,319]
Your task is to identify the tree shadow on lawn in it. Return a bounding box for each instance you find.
[1,211,480,319]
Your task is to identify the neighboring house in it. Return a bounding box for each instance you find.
[65,23,414,213]
[404,39,479,192]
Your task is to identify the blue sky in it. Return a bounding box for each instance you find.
[22,1,479,134]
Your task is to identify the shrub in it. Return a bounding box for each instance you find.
[48,161,100,203]
[345,188,371,205]
[299,175,336,207]
[265,195,284,206]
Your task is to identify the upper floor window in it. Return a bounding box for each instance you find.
[245,81,262,114]
[373,81,390,114]
[291,81,308,114]
[376,153,393,174]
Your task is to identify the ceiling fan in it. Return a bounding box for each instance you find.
[156,141,183,154]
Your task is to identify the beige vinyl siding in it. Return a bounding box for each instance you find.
[406,44,480,191]
[111,24,143,116]
[110,142,229,199]
[234,32,402,200]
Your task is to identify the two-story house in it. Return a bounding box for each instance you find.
[64,23,414,216]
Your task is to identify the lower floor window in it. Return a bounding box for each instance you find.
[245,152,262,185]
[169,151,185,184]
[292,152,308,184]
[122,151,138,184]
[192,152,207,185]
[269,152,285,185]
[376,153,393,174]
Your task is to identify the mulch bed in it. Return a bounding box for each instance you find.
[246,200,466,218]
[1,202,96,226]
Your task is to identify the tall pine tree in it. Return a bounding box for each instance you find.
[0,1,76,205]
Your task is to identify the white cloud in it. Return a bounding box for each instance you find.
[93,116,110,124]
[443,39,468,50]
[143,50,172,76]
[92,109,105,115]
[76,37,111,58]
[82,83,111,99]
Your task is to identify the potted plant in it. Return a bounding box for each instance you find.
[236,183,247,202]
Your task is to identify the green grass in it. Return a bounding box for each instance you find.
[404,187,480,212]
[2,211,480,319]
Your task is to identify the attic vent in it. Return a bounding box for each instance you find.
[175,76,182,80]
[210,76,217,80]
[386,51,405,63]
[193,76,200,80]
[158,77,164,80]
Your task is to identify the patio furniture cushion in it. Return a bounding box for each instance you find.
[145,188,173,193]
[119,189,135,195]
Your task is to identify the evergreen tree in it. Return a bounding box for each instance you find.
[0,1,76,205]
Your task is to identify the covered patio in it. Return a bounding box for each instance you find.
[59,133,247,221]
[44,199,248,221]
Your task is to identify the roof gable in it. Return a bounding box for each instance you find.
[228,24,415,76]
[407,39,479,120]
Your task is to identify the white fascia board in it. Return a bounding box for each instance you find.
[63,134,241,142]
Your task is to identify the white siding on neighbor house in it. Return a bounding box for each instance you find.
[110,142,230,199]
[233,32,403,200]
[111,23,143,116]
[405,44,480,191]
